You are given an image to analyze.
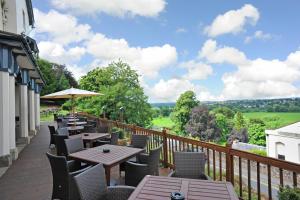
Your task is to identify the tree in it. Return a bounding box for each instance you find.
[79,61,153,126]
[215,113,233,142]
[211,106,235,119]
[248,118,266,146]
[227,128,248,144]
[234,112,246,131]
[185,105,221,142]
[172,91,199,135]
[37,59,77,95]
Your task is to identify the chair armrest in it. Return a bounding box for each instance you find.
[67,160,81,171]
[105,186,136,200]
[125,161,149,186]
[69,165,92,177]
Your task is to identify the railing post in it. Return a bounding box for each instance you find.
[162,128,168,168]
[226,143,234,184]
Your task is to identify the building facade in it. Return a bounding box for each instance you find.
[0,0,43,167]
[266,122,300,164]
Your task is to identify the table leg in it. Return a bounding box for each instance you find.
[105,166,111,186]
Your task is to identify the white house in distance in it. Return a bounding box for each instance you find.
[0,0,44,167]
[266,122,300,164]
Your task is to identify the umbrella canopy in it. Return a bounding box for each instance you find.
[41,88,102,99]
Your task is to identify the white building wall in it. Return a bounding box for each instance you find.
[28,89,35,135]
[266,132,300,164]
[2,0,30,34]
[8,75,17,159]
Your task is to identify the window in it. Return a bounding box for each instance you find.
[276,142,285,160]
[22,10,26,32]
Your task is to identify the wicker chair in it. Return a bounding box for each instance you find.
[48,125,56,148]
[58,118,68,128]
[168,151,210,180]
[83,125,97,133]
[74,164,135,200]
[97,126,109,133]
[94,131,119,146]
[120,134,149,174]
[125,145,162,187]
[57,127,69,135]
[64,137,85,155]
[55,135,69,156]
[46,152,91,200]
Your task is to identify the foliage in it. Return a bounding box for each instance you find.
[38,59,78,96]
[152,117,175,129]
[248,118,266,146]
[227,128,248,143]
[248,149,267,156]
[215,113,233,142]
[172,91,199,135]
[234,112,246,131]
[79,61,153,127]
[278,186,300,200]
[211,106,235,119]
[185,105,221,142]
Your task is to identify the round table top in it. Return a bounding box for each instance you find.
[67,126,84,131]
[67,121,87,126]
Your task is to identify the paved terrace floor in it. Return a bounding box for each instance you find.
[0,122,169,200]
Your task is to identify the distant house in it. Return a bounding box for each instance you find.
[266,122,300,164]
[0,0,43,167]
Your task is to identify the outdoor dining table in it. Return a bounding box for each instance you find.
[69,133,109,147]
[69,144,144,186]
[67,118,79,122]
[67,121,88,126]
[128,175,239,200]
[67,126,84,134]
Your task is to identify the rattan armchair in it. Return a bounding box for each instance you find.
[64,137,85,155]
[46,152,91,200]
[94,131,119,146]
[125,145,162,186]
[57,127,69,135]
[168,151,210,180]
[48,125,56,148]
[74,164,135,200]
[54,135,69,156]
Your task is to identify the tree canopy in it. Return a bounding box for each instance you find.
[79,61,153,127]
[37,58,78,96]
[172,91,199,135]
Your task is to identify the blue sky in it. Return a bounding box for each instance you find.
[32,0,300,102]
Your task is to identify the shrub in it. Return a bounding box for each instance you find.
[278,186,300,200]
[248,149,267,156]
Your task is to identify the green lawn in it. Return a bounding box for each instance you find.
[152,116,174,128]
[243,112,300,129]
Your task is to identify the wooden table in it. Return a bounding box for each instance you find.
[67,126,84,134]
[69,144,144,186]
[67,118,79,122]
[128,175,239,200]
[67,121,87,126]
[69,133,109,147]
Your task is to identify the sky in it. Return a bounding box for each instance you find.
[31,0,300,103]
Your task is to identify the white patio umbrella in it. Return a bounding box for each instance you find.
[41,88,102,115]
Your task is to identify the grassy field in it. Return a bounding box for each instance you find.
[152,112,300,130]
[243,112,300,129]
[152,117,174,129]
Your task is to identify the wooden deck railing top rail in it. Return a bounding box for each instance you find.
[79,113,300,199]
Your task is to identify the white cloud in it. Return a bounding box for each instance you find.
[204,4,259,37]
[34,9,92,45]
[51,0,166,17]
[86,33,177,78]
[244,30,273,43]
[200,40,300,99]
[199,39,249,66]
[176,28,187,33]
[180,60,213,80]
[38,41,86,64]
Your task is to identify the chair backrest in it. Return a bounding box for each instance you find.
[83,125,97,133]
[46,152,70,200]
[74,164,107,200]
[55,135,69,156]
[97,126,109,133]
[131,134,148,149]
[57,127,69,135]
[58,119,68,128]
[48,125,56,135]
[147,145,162,175]
[65,137,84,155]
[173,151,206,178]
[110,132,119,145]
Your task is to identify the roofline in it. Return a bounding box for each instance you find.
[25,0,35,27]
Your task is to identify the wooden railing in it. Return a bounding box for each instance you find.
[80,113,300,200]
